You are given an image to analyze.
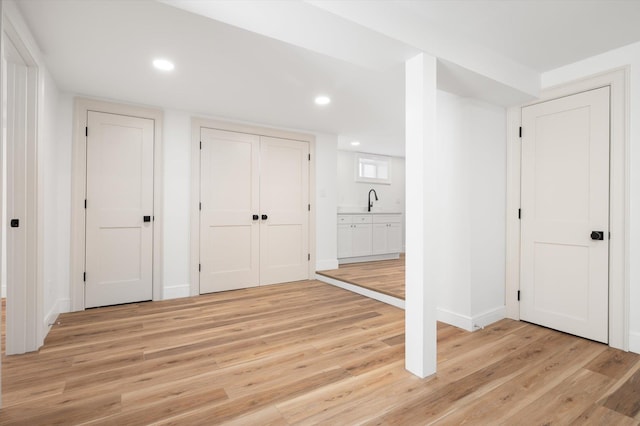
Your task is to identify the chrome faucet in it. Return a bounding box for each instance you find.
[368,189,378,212]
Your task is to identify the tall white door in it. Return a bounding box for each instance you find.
[520,87,610,343]
[200,128,260,293]
[259,137,309,285]
[85,112,154,308]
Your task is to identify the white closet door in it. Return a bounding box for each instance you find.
[259,136,309,285]
[520,86,610,343]
[85,112,154,308]
[200,128,260,293]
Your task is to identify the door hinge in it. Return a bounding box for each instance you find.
[85,127,88,137]
[519,127,522,138]
[84,199,87,209]
[308,253,310,261]
[308,153,311,161]
[200,141,202,150]
[199,263,201,272]
[517,290,520,301]
[518,208,521,219]
[199,202,202,211]
[83,272,86,282]
[609,231,611,240]
[308,204,310,211]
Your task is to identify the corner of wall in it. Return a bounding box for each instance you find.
[43,296,70,332]
[163,285,191,300]
[316,259,339,271]
[630,331,640,354]
[437,305,506,332]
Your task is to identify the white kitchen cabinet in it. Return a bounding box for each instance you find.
[337,215,372,258]
[337,223,352,258]
[372,214,403,254]
[338,213,402,263]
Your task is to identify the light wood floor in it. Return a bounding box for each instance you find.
[317,255,405,299]
[2,281,640,425]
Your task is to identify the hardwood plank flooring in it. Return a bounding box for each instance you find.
[317,255,405,299]
[1,281,639,425]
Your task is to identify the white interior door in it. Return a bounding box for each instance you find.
[520,86,610,343]
[4,37,32,353]
[85,111,154,308]
[200,128,260,293]
[259,136,309,285]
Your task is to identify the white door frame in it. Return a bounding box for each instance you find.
[2,8,41,355]
[506,67,629,350]
[189,117,316,296]
[70,98,164,311]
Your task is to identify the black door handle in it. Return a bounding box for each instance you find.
[252,214,259,221]
[590,231,604,240]
[10,219,19,228]
[143,216,151,223]
[261,214,268,220]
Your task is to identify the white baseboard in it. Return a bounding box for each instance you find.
[44,297,71,331]
[316,259,339,271]
[472,306,507,329]
[437,308,474,331]
[339,253,400,265]
[163,284,190,300]
[437,306,506,332]
[629,331,640,354]
[315,274,405,309]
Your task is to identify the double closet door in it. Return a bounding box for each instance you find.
[199,128,309,294]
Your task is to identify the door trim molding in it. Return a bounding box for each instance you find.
[2,7,41,354]
[190,117,316,296]
[506,67,629,350]
[70,98,164,311]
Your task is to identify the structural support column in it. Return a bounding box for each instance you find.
[405,53,438,378]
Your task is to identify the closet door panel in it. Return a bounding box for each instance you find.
[259,137,309,285]
[200,128,260,293]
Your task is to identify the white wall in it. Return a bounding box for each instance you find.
[162,110,192,299]
[160,109,339,297]
[435,90,506,330]
[542,41,640,353]
[336,150,406,249]
[42,70,73,327]
[314,133,339,270]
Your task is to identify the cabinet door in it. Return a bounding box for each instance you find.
[372,223,388,254]
[337,224,352,258]
[352,223,372,256]
[387,223,402,252]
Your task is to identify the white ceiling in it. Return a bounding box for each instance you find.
[16,0,640,157]
[397,0,640,72]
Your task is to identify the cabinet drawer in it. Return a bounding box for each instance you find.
[351,215,372,224]
[337,215,353,224]
[373,214,401,224]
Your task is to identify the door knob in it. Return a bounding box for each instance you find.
[252,214,259,221]
[143,216,151,222]
[590,231,604,240]
[10,219,19,228]
[261,214,268,220]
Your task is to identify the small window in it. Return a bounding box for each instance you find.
[355,153,391,184]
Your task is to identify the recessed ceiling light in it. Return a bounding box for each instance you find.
[350,141,361,146]
[314,95,331,105]
[153,58,174,71]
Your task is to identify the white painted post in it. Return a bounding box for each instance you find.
[405,53,438,378]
